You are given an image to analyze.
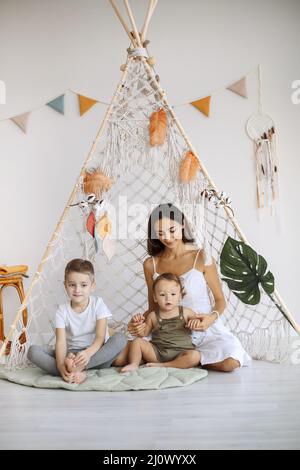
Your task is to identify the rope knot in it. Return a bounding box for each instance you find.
[127,47,148,58]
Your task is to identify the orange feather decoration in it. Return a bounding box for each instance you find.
[179,151,201,183]
[149,108,167,146]
[83,169,112,199]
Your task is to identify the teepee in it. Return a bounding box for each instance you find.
[1,0,299,368]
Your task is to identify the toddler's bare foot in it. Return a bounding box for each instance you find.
[64,353,76,373]
[73,371,87,384]
[120,364,139,373]
[146,362,164,367]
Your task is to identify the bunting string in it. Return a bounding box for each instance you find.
[0,64,262,132]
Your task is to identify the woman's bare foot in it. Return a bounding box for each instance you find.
[72,371,87,384]
[120,364,139,373]
[64,353,76,373]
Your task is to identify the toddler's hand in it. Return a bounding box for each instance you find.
[132,313,145,324]
[128,314,146,337]
[187,314,215,331]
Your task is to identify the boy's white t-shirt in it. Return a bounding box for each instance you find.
[55,295,112,350]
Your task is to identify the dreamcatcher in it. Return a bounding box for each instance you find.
[246,65,279,214]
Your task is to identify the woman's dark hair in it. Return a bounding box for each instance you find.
[147,203,194,256]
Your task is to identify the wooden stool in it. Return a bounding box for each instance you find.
[0,265,29,355]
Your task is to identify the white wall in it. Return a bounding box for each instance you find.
[0,0,299,328]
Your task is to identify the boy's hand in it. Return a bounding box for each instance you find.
[74,350,91,367]
[58,364,75,383]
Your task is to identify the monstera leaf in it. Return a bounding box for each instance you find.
[220,236,274,305]
[220,236,295,331]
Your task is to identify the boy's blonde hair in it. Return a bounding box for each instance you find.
[64,258,94,280]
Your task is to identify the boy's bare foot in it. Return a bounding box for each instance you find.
[73,371,87,384]
[146,362,164,367]
[120,364,139,373]
[65,353,76,373]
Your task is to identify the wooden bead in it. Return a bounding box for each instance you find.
[147,56,156,66]
[120,64,126,71]
[143,40,150,47]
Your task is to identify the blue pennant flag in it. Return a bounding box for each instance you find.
[46,95,65,115]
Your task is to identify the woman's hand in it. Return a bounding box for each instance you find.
[186,318,203,331]
[132,313,144,324]
[187,314,216,332]
[128,314,146,337]
[74,350,91,368]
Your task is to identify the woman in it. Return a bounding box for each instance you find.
[115,203,251,371]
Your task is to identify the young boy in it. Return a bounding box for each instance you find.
[28,259,126,384]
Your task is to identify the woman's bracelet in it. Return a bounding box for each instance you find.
[210,310,220,322]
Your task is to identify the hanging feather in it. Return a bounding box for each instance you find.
[149,108,167,146]
[103,237,116,262]
[83,168,113,199]
[86,211,96,237]
[95,212,112,240]
[179,151,201,183]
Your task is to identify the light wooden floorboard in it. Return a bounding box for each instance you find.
[0,360,300,450]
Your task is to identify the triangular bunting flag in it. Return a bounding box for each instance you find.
[46,95,65,114]
[78,94,98,116]
[226,77,248,98]
[190,96,211,117]
[10,112,30,134]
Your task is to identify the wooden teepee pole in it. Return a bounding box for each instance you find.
[141,0,157,43]
[123,0,143,47]
[109,0,138,47]
[142,57,300,336]
[0,62,132,359]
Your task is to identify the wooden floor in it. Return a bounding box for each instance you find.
[0,360,300,450]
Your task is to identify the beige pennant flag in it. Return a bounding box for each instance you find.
[190,96,211,117]
[10,112,30,133]
[227,77,248,98]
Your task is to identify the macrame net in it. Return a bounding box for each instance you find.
[4,57,295,369]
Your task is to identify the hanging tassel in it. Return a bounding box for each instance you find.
[149,108,167,146]
[95,212,112,240]
[179,151,201,183]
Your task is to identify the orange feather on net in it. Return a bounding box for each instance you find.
[149,108,167,146]
[83,169,112,198]
[179,151,201,183]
